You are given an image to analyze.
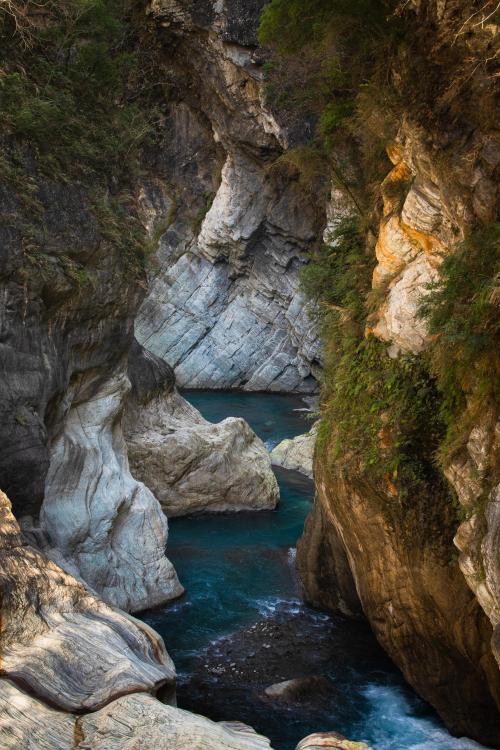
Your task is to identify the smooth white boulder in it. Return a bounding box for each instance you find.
[270,423,318,478]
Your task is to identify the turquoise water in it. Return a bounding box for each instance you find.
[141,391,490,750]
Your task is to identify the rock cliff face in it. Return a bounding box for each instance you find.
[134,0,322,392]
[124,342,279,516]
[297,2,500,743]
[0,159,182,612]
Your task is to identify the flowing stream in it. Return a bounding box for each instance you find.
[141,392,488,750]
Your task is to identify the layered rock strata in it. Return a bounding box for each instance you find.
[0,490,176,710]
[124,342,279,516]
[135,0,323,392]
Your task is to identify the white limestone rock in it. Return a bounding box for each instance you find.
[125,387,279,517]
[270,423,318,478]
[0,491,176,712]
[0,683,275,750]
[39,370,183,613]
[79,693,274,749]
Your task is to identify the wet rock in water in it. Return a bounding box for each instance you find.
[176,603,396,746]
[270,423,319,478]
[125,342,279,516]
[264,676,332,703]
[296,732,372,749]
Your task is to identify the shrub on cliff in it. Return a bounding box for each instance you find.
[419,222,500,462]
[301,219,448,534]
[0,0,163,275]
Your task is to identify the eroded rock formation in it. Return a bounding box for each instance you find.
[124,342,279,516]
[270,423,318,478]
[135,0,323,392]
[0,490,176,710]
[0,490,275,749]
[0,161,181,612]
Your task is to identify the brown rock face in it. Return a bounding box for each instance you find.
[298,462,500,746]
[297,2,500,744]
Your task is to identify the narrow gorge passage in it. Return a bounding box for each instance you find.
[140,392,489,750]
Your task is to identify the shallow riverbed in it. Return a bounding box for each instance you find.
[141,391,488,750]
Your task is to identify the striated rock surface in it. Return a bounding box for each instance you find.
[296,733,371,750]
[79,694,274,750]
[34,369,183,612]
[0,681,275,750]
[135,0,323,393]
[125,342,279,516]
[270,423,318,478]
[0,490,176,711]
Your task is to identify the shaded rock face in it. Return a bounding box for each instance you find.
[447,415,500,668]
[297,3,500,743]
[135,1,323,392]
[124,342,279,516]
[0,177,137,519]
[298,465,500,747]
[0,163,181,613]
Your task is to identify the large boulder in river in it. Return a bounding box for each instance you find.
[124,343,279,516]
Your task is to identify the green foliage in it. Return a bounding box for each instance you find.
[0,0,162,276]
[259,0,389,55]
[259,0,398,212]
[419,222,500,461]
[192,191,215,233]
[302,218,449,531]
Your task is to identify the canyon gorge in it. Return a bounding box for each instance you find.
[0,1,498,749]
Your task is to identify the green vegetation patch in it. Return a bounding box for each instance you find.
[302,218,452,537]
[0,0,163,277]
[419,222,500,463]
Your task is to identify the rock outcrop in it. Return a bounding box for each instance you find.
[297,2,500,745]
[0,681,274,750]
[0,489,275,750]
[124,342,279,516]
[296,734,371,750]
[0,490,176,710]
[134,0,323,393]
[270,423,318,478]
[0,161,181,612]
[33,369,183,612]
